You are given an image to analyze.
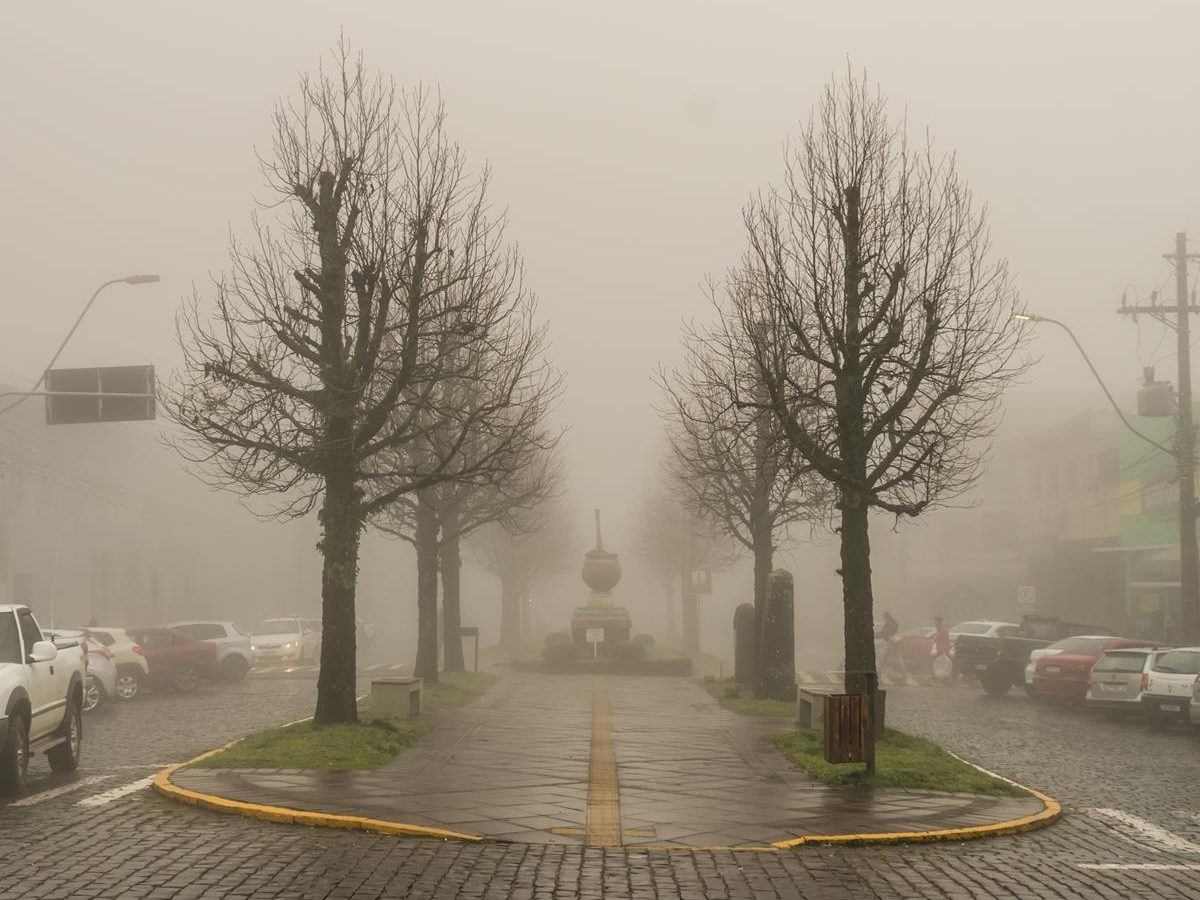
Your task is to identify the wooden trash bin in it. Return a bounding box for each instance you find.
[823,693,872,764]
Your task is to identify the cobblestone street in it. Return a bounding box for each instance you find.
[2,674,1199,898]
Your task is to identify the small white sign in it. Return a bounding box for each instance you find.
[585,628,605,644]
[1017,584,1036,611]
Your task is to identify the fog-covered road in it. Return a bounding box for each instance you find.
[1,676,1198,899]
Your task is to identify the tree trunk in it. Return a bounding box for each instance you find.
[414,490,440,683]
[681,570,699,655]
[840,499,875,695]
[314,444,362,725]
[440,515,465,672]
[750,520,774,699]
[664,582,678,642]
[499,571,521,650]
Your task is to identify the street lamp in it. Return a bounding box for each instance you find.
[0,274,160,415]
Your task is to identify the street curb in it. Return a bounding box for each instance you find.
[770,753,1062,849]
[152,741,483,843]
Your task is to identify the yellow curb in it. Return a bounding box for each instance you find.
[153,741,483,843]
[770,753,1062,850]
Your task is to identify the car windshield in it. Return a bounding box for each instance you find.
[1153,650,1200,675]
[1092,651,1150,673]
[250,620,297,635]
[1048,637,1114,654]
[950,623,991,634]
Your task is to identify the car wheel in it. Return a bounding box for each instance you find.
[47,697,82,773]
[981,666,1013,697]
[116,669,141,701]
[83,674,105,713]
[221,655,249,682]
[173,665,200,693]
[0,710,30,796]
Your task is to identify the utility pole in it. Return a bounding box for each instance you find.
[1118,232,1200,645]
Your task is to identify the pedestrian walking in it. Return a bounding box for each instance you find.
[931,616,953,682]
[876,611,906,675]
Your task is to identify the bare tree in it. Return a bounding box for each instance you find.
[374,363,563,681]
[634,479,733,653]
[165,48,521,723]
[726,72,1029,693]
[436,447,562,671]
[471,496,574,650]
[660,314,825,694]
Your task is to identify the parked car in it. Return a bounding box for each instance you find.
[45,628,116,713]
[1141,646,1200,723]
[168,621,256,682]
[1030,636,1160,703]
[86,626,151,701]
[0,605,85,795]
[896,621,1018,676]
[948,621,1020,678]
[1190,674,1200,729]
[125,627,221,692]
[248,618,320,663]
[1024,633,1138,692]
[1086,646,1166,713]
[956,615,1114,696]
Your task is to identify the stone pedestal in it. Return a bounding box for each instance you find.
[571,509,632,647]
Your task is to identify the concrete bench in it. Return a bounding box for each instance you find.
[796,688,832,730]
[370,677,423,718]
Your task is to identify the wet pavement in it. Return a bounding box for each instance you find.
[4,673,1200,898]
[169,674,1044,847]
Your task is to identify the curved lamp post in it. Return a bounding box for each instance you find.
[0,274,160,416]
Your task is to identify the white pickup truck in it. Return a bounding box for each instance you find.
[0,604,85,795]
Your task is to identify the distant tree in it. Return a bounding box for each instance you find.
[660,314,826,694]
[726,72,1029,692]
[472,497,574,650]
[165,49,526,723]
[634,479,733,653]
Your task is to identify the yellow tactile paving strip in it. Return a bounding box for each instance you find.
[584,681,623,847]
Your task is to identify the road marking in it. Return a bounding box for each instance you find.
[77,774,157,807]
[1079,864,1200,871]
[585,681,622,847]
[1084,808,1200,853]
[9,775,115,807]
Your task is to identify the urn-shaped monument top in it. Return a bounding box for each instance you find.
[581,509,622,599]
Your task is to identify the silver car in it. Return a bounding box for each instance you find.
[46,628,117,713]
[1085,647,1164,713]
[168,620,256,681]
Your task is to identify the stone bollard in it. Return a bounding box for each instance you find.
[759,569,796,701]
[733,603,756,684]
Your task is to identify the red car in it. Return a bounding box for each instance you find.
[898,626,937,675]
[1031,636,1160,703]
[125,627,220,692]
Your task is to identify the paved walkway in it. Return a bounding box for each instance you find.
[171,674,1043,847]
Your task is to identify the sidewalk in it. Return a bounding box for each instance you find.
[166,674,1049,848]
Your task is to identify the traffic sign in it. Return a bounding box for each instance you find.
[687,568,712,595]
[1017,584,1037,612]
[585,627,605,644]
[45,365,156,424]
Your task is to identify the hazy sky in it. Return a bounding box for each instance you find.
[4,1,1200,557]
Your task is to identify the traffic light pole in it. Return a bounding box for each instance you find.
[1118,232,1200,645]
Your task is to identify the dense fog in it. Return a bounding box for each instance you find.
[2,2,1199,668]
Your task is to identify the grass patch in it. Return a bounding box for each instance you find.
[698,678,795,718]
[193,669,498,771]
[770,728,1025,796]
[195,718,427,771]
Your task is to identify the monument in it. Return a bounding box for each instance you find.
[571,509,633,646]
